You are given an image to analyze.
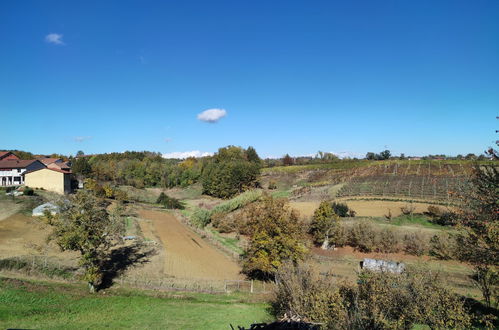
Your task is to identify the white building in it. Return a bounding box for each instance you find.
[0,159,45,186]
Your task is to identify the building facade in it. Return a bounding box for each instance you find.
[0,159,45,186]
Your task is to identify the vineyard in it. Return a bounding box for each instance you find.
[337,162,472,202]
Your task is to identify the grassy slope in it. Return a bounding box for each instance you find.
[0,277,271,330]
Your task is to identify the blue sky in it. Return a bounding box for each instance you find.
[1,1,498,158]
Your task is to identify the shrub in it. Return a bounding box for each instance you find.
[432,211,458,226]
[156,192,184,209]
[429,233,457,260]
[23,187,34,196]
[267,180,277,190]
[272,262,473,329]
[400,203,416,215]
[348,221,377,253]
[331,202,349,217]
[211,211,238,233]
[426,205,443,217]
[403,232,429,256]
[191,208,211,227]
[377,227,401,253]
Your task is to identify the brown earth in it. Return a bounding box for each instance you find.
[0,213,77,263]
[290,199,439,219]
[137,209,242,280]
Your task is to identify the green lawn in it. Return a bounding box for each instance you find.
[0,277,271,329]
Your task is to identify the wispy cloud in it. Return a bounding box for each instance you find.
[45,33,64,45]
[162,151,213,159]
[197,108,227,123]
[74,136,92,142]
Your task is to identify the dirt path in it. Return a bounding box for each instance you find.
[137,209,242,280]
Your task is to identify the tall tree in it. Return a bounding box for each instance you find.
[456,165,499,307]
[44,190,125,292]
[242,195,308,279]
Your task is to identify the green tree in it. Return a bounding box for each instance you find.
[76,150,85,157]
[72,157,92,177]
[456,165,499,307]
[242,195,308,279]
[245,146,261,164]
[309,201,342,249]
[44,190,125,292]
[202,146,261,198]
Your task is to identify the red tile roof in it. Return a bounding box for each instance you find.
[0,159,41,169]
[25,167,71,174]
[38,158,61,165]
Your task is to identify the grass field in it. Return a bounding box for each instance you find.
[0,277,271,329]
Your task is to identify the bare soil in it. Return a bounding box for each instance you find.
[0,213,77,263]
[290,199,437,219]
[137,208,242,280]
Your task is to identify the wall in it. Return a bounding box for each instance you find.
[25,169,68,194]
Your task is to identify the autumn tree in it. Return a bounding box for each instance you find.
[44,190,125,292]
[309,201,342,249]
[456,165,499,307]
[242,195,308,279]
[282,154,294,166]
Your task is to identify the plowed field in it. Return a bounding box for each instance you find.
[137,209,242,280]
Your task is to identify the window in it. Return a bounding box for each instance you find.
[17,169,21,173]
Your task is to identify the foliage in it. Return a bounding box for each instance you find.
[309,201,342,248]
[72,157,92,177]
[429,233,457,260]
[267,180,277,190]
[282,154,294,166]
[347,222,378,253]
[202,146,262,199]
[272,262,473,329]
[23,187,34,196]
[241,195,308,279]
[156,192,184,209]
[331,201,350,217]
[403,231,429,256]
[191,208,212,228]
[456,165,499,307]
[43,190,125,292]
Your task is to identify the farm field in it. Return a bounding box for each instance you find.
[137,208,242,280]
[311,246,480,299]
[0,277,270,330]
[290,199,438,219]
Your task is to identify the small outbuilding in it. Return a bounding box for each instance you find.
[24,167,72,194]
[32,202,59,216]
[360,258,405,274]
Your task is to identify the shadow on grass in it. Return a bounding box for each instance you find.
[99,243,157,290]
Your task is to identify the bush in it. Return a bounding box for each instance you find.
[272,262,473,329]
[348,222,377,253]
[267,180,277,190]
[211,211,238,233]
[23,187,34,196]
[426,205,443,217]
[403,232,429,256]
[191,208,211,227]
[331,202,350,217]
[400,203,416,215]
[156,192,184,209]
[429,233,457,260]
[432,211,458,226]
[377,227,401,253]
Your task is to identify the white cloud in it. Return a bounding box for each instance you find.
[162,151,213,159]
[74,136,92,142]
[45,33,64,45]
[197,108,227,123]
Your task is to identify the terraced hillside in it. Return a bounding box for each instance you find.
[263,160,492,203]
[337,162,471,201]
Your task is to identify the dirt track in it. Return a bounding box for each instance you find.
[137,209,242,280]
